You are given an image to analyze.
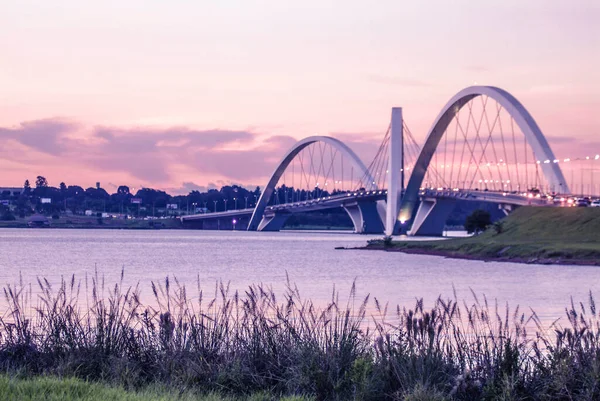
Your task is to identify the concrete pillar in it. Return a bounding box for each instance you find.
[343,201,385,234]
[498,203,513,216]
[408,198,456,236]
[386,107,403,236]
[257,212,291,231]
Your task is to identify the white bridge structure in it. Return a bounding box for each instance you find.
[182,86,575,236]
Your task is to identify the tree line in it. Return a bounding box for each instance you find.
[0,176,262,220]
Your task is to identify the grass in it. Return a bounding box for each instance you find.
[0,375,313,401]
[0,375,203,401]
[367,207,600,263]
[0,272,599,400]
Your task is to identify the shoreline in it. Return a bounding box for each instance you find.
[0,224,182,230]
[346,244,600,267]
[343,207,600,268]
[0,223,354,231]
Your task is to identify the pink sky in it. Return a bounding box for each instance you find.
[1,0,598,193]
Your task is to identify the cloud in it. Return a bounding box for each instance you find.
[163,181,209,194]
[0,118,298,187]
[181,182,207,192]
[0,118,78,155]
[81,126,252,182]
[99,127,254,149]
[544,135,578,144]
[328,131,383,164]
[4,117,591,195]
[0,118,401,193]
[188,148,282,181]
[262,135,297,150]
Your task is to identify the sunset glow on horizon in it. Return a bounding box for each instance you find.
[1,0,598,193]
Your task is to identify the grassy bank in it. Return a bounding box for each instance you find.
[0,274,599,400]
[366,207,600,264]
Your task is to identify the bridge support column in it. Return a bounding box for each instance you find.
[498,203,514,216]
[344,201,385,234]
[257,213,291,232]
[408,198,456,236]
[386,107,403,236]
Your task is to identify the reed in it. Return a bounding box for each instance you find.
[0,272,598,400]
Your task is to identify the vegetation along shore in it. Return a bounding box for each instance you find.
[362,207,600,266]
[0,274,598,400]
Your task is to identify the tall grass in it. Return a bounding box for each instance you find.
[0,271,598,400]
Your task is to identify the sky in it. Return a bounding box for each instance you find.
[0,0,598,194]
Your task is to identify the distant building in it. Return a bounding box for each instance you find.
[0,187,23,197]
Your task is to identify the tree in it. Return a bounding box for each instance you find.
[135,188,169,208]
[117,186,130,195]
[85,187,109,199]
[60,182,67,192]
[23,180,31,194]
[66,185,85,197]
[0,210,16,221]
[35,176,48,188]
[464,209,492,235]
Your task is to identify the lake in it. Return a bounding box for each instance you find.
[0,228,598,329]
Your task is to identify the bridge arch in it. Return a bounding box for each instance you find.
[248,136,376,231]
[398,85,570,224]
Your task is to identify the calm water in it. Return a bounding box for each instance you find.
[0,228,598,328]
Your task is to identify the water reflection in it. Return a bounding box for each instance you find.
[0,228,597,329]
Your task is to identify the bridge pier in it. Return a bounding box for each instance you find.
[498,203,515,216]
[257,212,292,231]
[408,197,456,236]
[343,201,385,234]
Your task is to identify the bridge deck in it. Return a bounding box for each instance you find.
[180,188,567,227]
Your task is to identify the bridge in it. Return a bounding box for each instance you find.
[182,85,595,235]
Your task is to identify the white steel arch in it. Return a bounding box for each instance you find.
[398,85,570,223]
[248,136,376,231]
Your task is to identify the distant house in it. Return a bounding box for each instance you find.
[0,187,23,197]
[28,214,50,227]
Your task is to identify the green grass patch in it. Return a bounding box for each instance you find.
[0,375,313,401]
[368,207,600,263]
